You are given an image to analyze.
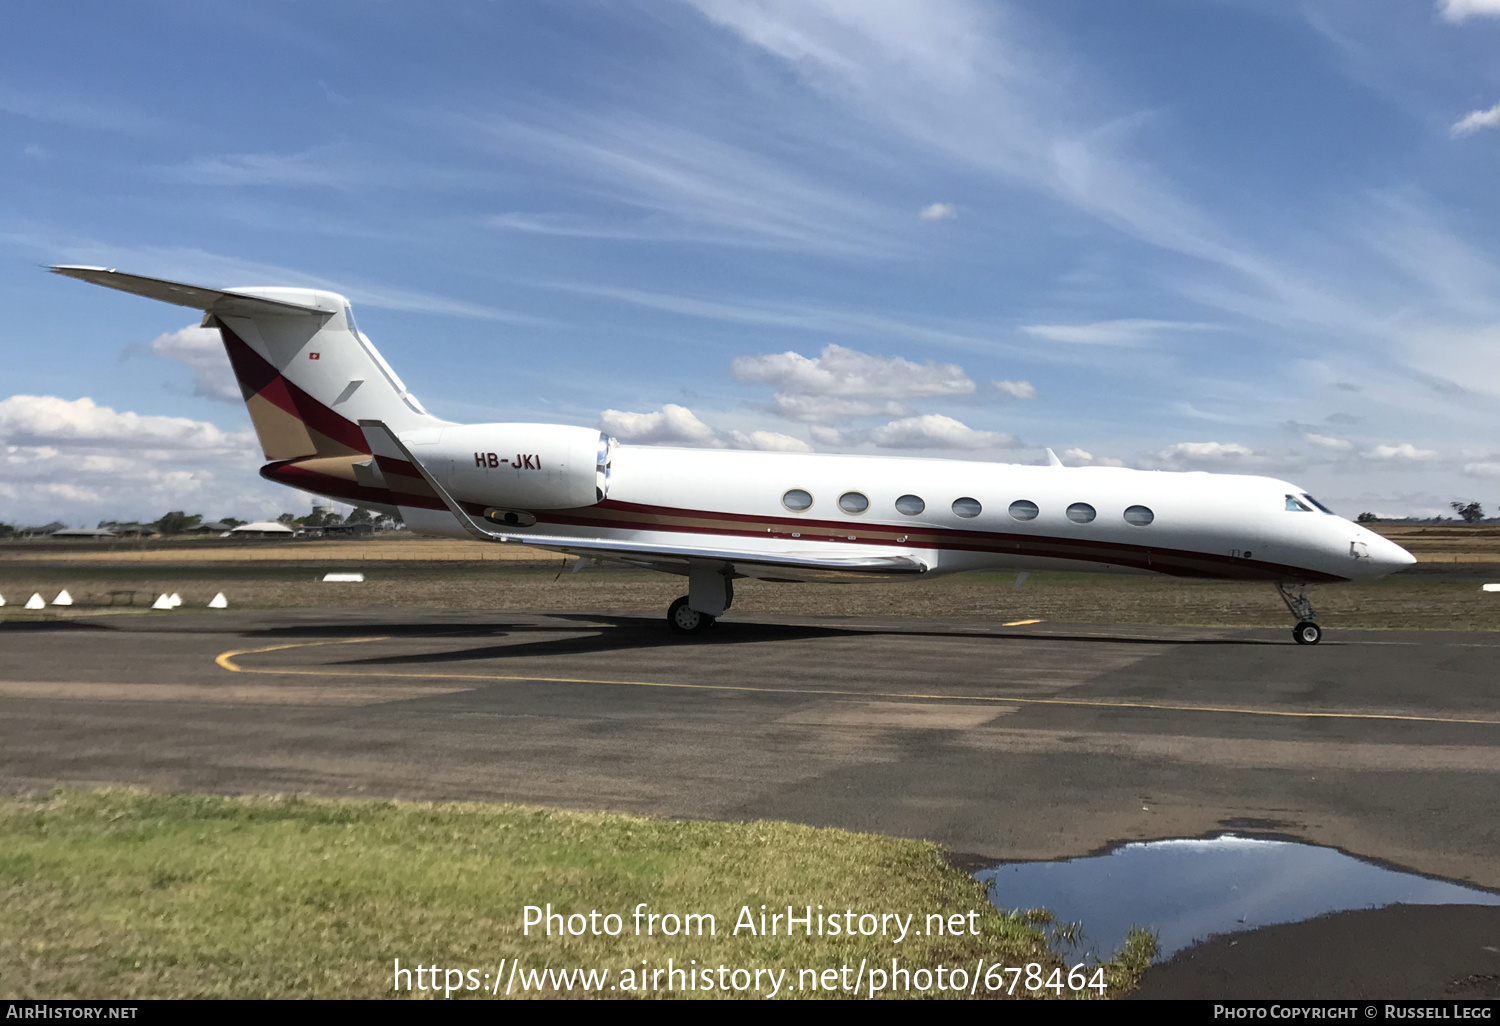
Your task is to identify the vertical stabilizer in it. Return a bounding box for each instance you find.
[50,266,446,509]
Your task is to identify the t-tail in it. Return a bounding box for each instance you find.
[49,267,612,531]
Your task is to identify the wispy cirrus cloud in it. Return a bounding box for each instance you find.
[7,235,555,327]
[0,84,166,135]
[461,110,896,256]
[1022,319,1218,346]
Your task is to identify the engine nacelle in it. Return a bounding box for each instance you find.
[407,423,614,510]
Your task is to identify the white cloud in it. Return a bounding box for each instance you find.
[919,202,956,221]
[1061,447,1125,467]
[0,395,275,525]
[0,395,251,450]
[991,379,1038,399]
[599,404,720,446]
[1365,443,1437,461]
[1144,441,1270,470]
[726,429,812,452]
[1451,102,1500,137]
[149,325,241,403]
[1021,319,1216,346]
[732,343,975,399]
[768,394,911,423]
[1438,0,1500,22]
[1463,461,1500,476]
[599,404,810,451]
[867,414,1016,450]
[1303,433,1355,452]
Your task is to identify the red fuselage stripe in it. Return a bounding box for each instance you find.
[265,461,1346,583]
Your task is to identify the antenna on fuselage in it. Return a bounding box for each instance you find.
[1045,448,1064,467]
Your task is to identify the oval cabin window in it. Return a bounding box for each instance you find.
[1008,499,1039,521]
[1066,502,1097,524]
[895,494,925,515]
[1123,505,1154,526]
[839,491,870,514]
[782,489,813,512]
[952,497,982,518]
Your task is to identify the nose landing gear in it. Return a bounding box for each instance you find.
[1275,582,1322,645]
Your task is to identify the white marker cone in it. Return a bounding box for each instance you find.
[321,572,365,583]
[52,589,73,606]
[151,594,173,610]
[0,594,6,607]
[168,593,182,608]
[1484,583,1500,593]
[208,592,228,609]
[26,593,46,610]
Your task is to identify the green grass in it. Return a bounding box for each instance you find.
[0,789,1153,1000]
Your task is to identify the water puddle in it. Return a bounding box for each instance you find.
[978,834,1500,962]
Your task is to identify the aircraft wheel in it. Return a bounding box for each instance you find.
[667,595,715,635]
[1292,620,1321,646]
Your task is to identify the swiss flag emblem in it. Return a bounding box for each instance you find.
[309,352,321,360]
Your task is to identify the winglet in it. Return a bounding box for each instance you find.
[357,419,508,544]
[1045,447,1064,467]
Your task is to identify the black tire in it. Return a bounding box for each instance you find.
[1292,620,1321,646]
[667,595,715,635]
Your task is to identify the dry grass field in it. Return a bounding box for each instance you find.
[1369,523,1500,563]
[2,524,1497,631]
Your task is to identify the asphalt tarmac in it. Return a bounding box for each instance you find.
[1,608,1497,999]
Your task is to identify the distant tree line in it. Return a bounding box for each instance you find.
[1356,502,1492,524]
[0,507,397,540]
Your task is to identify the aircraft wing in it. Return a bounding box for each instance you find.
[48,266,331,317]
[358,420,928,580]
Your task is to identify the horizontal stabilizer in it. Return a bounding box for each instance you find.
[49,266,333,317]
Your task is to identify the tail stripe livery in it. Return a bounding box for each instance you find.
[218,323,371,460]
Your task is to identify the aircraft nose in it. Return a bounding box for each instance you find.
[1361,533,1416,574]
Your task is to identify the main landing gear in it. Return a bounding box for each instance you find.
[1275,581,1322,645]
[666,562,736,636]
[667,595,714,635]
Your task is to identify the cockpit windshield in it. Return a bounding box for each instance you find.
[1285,495,1313,512]
[1301,493,1334,514]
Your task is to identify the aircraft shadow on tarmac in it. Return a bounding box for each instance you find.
[0,620,114,633]
[263,617,1290,668]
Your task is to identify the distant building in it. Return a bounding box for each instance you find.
[229,520,296,538]
[188,521,235,534]
[50,527,117,540]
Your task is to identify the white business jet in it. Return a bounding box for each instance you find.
[52,266,1415,644]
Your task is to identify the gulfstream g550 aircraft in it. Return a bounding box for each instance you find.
[53,266,1415,644]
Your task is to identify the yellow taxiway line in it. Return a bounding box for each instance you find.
[214,636,1500,728]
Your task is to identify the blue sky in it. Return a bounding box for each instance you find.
[4,0,1500,524]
